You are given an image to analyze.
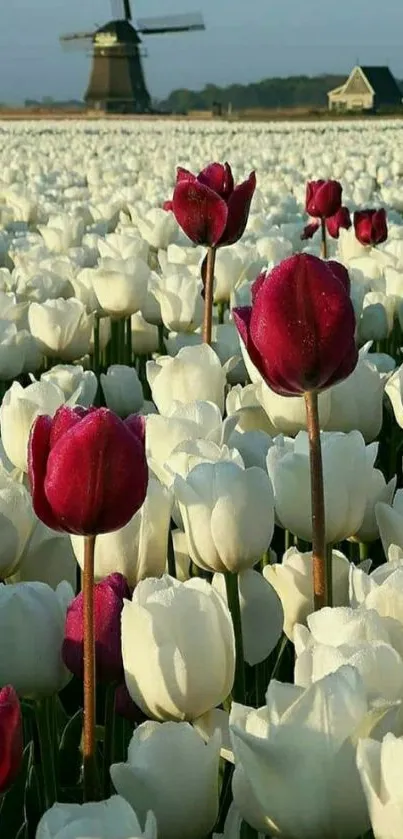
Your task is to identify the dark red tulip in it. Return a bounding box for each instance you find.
[0,686,22,794]
[233,254,357,396]
[354,209,388,246]
[305,180,342,219]
[301,221,320,241]
[162,200,173,212]
[28,406,148,536]
[63,573,130,684]
[326,206,351,239]
[171,162,256,247]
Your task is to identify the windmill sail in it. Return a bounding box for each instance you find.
[137,13,205,35]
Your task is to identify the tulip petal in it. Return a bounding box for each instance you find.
[198,162,234,199]
[220,172,256,246]
[28,414,64,532]
[176,167,196,183]
[172,180,228,247]
[125,414,146,447]
[49,405,90,448]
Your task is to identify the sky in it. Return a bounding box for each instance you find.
[1,0,403,103]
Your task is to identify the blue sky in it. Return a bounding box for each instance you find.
[1,0,403,102]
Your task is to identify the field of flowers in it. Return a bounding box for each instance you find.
[1,116,403,838]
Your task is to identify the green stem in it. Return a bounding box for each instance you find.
[93,315,100,379]
[102,684,116,799]
[304,390,327,610]
[320,217,328,259]
[36,698,58,809]
[359,542,369,561]
[202,246,217,345]
[217,301,225,325]
[325,544,333,607]
[125,317,132,366]
[83,534,98,801]
[157,323,165,356]
[224,572,246,703]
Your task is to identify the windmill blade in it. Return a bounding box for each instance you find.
[137,12,205,35]
[59,31,95,50]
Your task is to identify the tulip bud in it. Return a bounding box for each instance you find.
[36,796,156,839]
[354,209,388,246]
[0,686,22,794]
[63,573,130,684]
[171,162,256,247]
[305,180,342,218]
[28,406,148,535]
[326,206,351,239]
[233,254,358,397]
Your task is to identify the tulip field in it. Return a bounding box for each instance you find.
[2,115,403,838]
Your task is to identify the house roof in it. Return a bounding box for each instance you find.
[358,66,401,102]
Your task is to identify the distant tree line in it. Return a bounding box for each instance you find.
[158,74,403,113]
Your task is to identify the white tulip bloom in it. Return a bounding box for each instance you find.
[71,477,172,588]
[135,207,178,250]
[131,312,159,356]
[357,733,403,839]
[146,401,237,469]
[10,521,77,591]
[41,364,98,407]
[28,298,94,361]
[38,214,84,253]
[358,291,395,343]
[324,348,385,442]
[213,247,263,304]
[294,607,403,702]
[0,473,37,579]
[0,379,65,472]
[0,581,73,697]
[230,667,403,839]
[98,231,149,262]
[100,365,144,417]
[92,257,149,317]
[267,431,373,544]
[351,470,396,543]
[36,796,156,839]
[263,547,350,640]
[385,363,403,429]
[111,721,220,839]
[257,381,331,437]
[175,461,274,573]
[152,269,203,333]
[0,320,25,380]
[122,575,235,721]
[147,345,228,415]
[212,569,283,665]
[226,383,276,435]
[376,489,403,557]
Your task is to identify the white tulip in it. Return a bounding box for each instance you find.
[17,331,43,375]
[147,345,228,415]
[324,348,385,442]
[257,381,331,437]
[376,489,403,557]
[111,721,220,839]
[131,312,159,356]
[36,796,156,839]
[230,667,403,839]
[358,291,395,343]
[294,607,403,702]
[263,547,350,640]
[226,383,276,435]
[227,429,272,471]
[267,431,373,544]
[100,365,144,417]
[351,470,396,543]
[41,364,97,407]
[135,207,178,250]
[92,257,149,317]
[10,521,77,591]
[28,299,94,361]
[122,575,235,721]
[175,461,274,573]
[0,379,65,472]
[146,401,237,469]
[213,246,263,304]
[38,214,84,253]
[0,581,73,697]
[0,474,37,579]
[385,363,403,429]
[71,477,172,587]
[357,733,403,839]
[152,269,203,333]
[0,320,25,379]
[98,231,149,262]
[212,569,283,665]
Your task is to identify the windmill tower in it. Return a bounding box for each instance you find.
[60,0,205,113]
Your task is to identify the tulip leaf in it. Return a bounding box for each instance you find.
[15,822,28,839]
[58,709,83,788]
[24,761,42,839]
[0,742,34,839]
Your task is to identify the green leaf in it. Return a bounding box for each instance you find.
[24,761,42,839]
[58,709,83,788]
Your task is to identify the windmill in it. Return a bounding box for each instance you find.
[60,0,205,113]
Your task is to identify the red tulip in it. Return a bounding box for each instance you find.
[233,254,357,396]
[326,206,351,239]
[305,180,342,219]
[171,162,256,247]
[354,209,388,246]
[162,200,173,212]
[300,221,320,241]
[0,686,22,794]
[28,406,148,536]
[63,573,130,684]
